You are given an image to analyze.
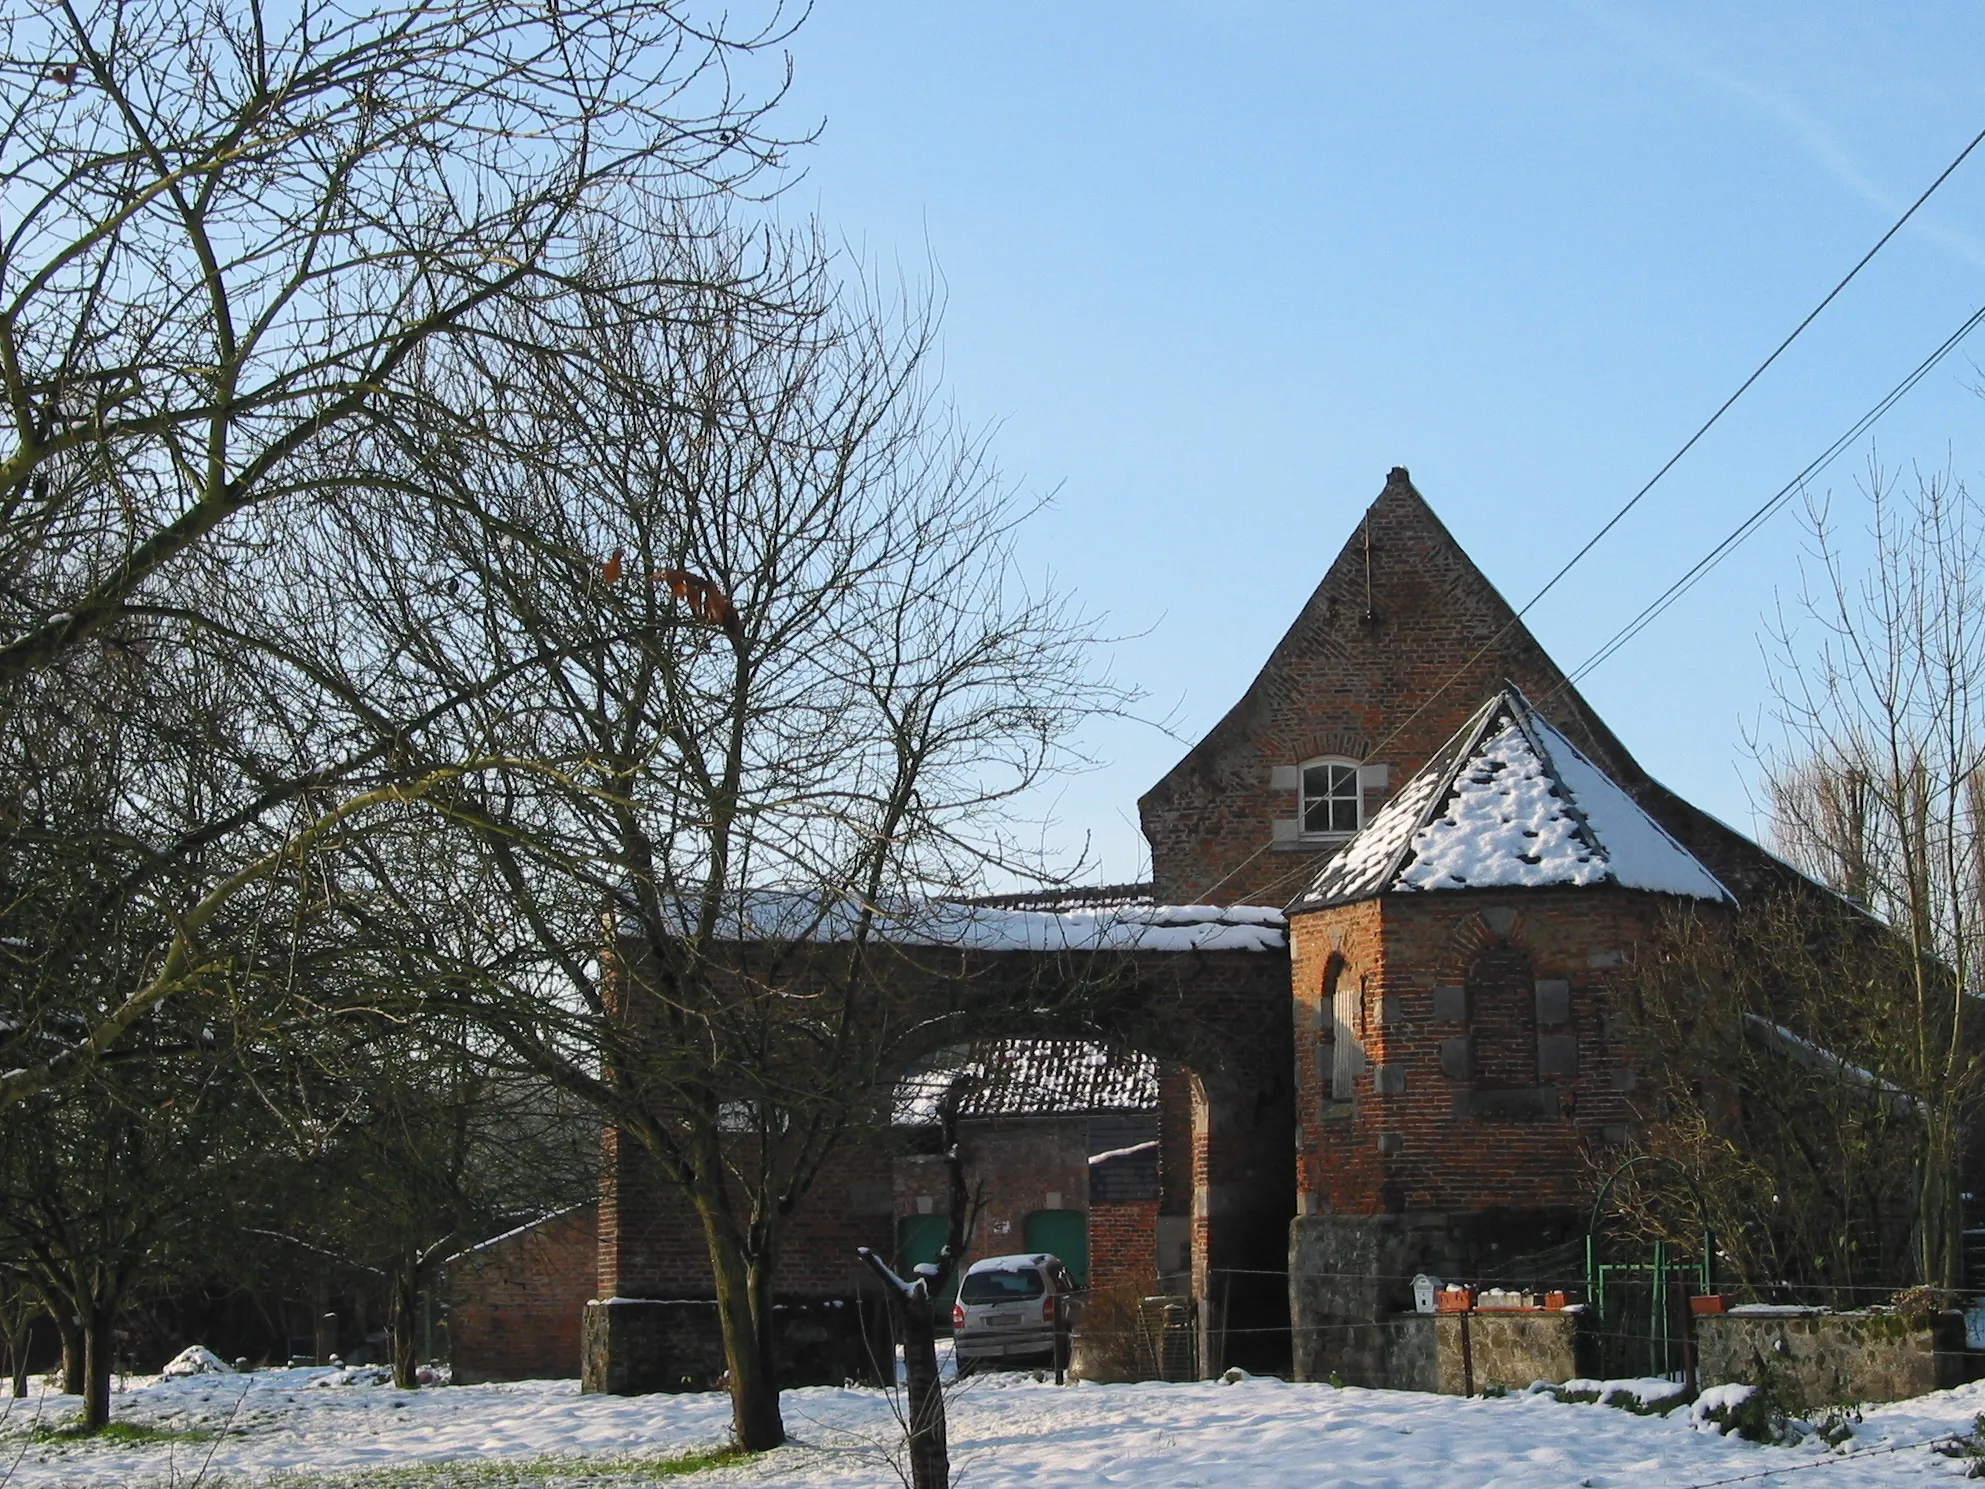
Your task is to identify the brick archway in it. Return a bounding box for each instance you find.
[594,939,1297,1383]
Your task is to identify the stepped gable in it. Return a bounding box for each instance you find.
[1296,687,1732,910]
[1138,467,1640,906]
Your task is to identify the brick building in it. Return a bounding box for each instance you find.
[465,466,1810,1391]
[891,1037,1169,1293]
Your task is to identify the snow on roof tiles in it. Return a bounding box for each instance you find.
[620,895,1287,954]
[893,1038,1158,1125]
[1296,689,1732,910]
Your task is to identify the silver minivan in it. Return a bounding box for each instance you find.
[949,1252,1079,1371]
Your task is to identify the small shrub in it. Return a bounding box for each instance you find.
[1933,1411,1985,1474]
[1890,1285,1954,1318]
[1693,1384,1788,1444]
[1810,1405,1860,1449]
[1068,1280,1166,1384]
[1479,1381,1508,1398]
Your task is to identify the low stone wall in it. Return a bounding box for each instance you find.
[1379,1309,1593,1394]
[1288,1209,1588,1387]
[1696,1308,1968,1412]
[581,1297,890,1396]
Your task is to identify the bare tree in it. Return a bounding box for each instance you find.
[1616,895,1922,1303]
[0,0,802,1105]
[0,0,794,681]
[259,1025,597,1389]
[1756,464,1985,1289]
[309,224,1128,1449]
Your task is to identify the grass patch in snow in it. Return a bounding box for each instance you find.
[257,1445,754,1488]
[19,1418,217,1445]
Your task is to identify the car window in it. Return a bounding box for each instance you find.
[959,1267,1045,1304]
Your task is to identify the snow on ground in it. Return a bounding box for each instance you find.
[6,1366,1985,1488]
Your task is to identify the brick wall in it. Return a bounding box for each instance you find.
[448,1203,597,1382]
[1138,469,1643,906]
[1088,1201,1160,1291]
[599,1135,893,1300]
[1289,886,1696,1217]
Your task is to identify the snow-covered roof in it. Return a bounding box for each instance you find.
[620,893,1286,955]
[1296,689,1732,910]
[893,1038,1158,1125]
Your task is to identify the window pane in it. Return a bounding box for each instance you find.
[1301,760,1361,836]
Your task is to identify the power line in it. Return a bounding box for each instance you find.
[1349,120,1985,779]
[1192,120,1985,905]
[1560,299,1985,689]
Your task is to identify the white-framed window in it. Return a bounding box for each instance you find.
[1301,757,1362,837]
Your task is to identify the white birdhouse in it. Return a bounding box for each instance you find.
[1412,1273,1442,1314]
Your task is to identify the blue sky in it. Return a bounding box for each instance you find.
[770,2,1985,887]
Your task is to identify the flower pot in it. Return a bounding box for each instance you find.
[1543,1291,1570,1310]
[1435,1287,1473,1313]
[1689,1294,1727,1316]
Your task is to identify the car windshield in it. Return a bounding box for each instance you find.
[959,1267,1045,1304]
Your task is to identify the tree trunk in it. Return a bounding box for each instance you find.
[0,1293,29,1399]
[55,1308,82,1396]
[80,1300,113,1431]
[698,1209,785,1450]
[390,1262,420,1389]
[860,1249,948,1489]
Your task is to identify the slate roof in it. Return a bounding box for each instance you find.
[1295,688,1733,911]
[892,1038,1158,1126]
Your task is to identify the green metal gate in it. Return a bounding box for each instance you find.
[1585,1158,1715,1382]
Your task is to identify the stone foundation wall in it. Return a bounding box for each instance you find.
[1696,1308,1968,1412]
[1288,1209,1585,1386]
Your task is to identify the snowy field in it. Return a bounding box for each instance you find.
[6,1365,1985,1488]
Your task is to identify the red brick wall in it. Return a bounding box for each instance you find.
[1089,1201,1159,1291]
[598,1135,893,1299]
[893,1116,1090,1273]
[449,1204,597,1382]
[1290,887,1707,1217]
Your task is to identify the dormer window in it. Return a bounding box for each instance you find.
[1302,758,1362,837]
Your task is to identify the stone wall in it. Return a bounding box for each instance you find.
[1696,1308,1969,1412]
[1288,1210,1587,1386]
[1373,1309,1593,1394]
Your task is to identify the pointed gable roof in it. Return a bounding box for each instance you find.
[1137,467,1649,905]
[1295,688,1732,910]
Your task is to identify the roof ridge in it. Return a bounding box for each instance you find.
[1493,686,1609,870]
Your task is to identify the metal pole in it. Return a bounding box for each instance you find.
[1650,1242,1666,1379]
[1054,1293,1068,1386]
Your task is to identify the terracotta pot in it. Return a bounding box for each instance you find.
[1435,1289,1473,1314]
[1543,1291,1570,1310]
[1689,1294,1727,1315]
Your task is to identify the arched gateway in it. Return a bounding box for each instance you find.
[460,468,1804,1392]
